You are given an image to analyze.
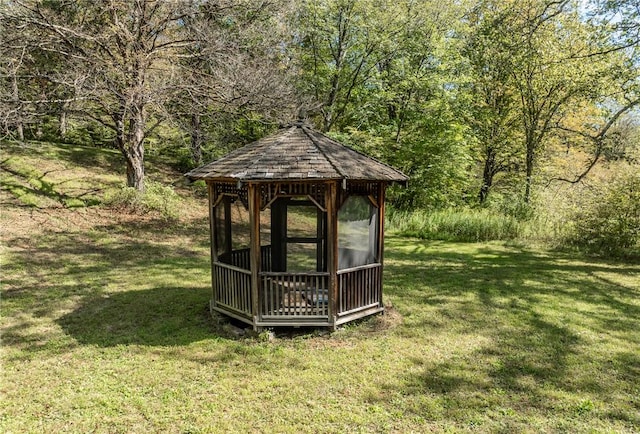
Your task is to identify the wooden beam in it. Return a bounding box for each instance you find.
[224,197,232,256]
[326,181,338,329]
[377,182,386,310]
[208,182,218,310]
[248,183,262,329]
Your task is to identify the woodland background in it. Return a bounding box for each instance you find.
[1,0,639,256]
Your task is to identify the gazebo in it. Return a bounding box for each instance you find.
[186,122,408,330]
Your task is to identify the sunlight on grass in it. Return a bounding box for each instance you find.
[3,225,638,432]
[2,140,639,433]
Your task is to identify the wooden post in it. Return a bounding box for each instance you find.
[224,197,232,256]
[208,182,218,310]
[248,183,261,329]
[377,182,386,310]
[326,181,339,329]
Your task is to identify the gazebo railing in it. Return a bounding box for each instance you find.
[337,263,382,316]
[260,272,329,318]
[219,246,272,272]
[213,249,382,324]
[212,262,252,317]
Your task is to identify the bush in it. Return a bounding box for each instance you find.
[388,207,526,242]
[104,181,180,219]
[567,171,640,257]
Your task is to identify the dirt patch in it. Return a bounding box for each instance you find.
[366,304,403,332]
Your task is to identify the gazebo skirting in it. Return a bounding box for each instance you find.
[210,246,383,327]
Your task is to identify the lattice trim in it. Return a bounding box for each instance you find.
[260,182,326,210]
[213,182,249,209]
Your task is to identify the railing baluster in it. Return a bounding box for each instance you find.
[336,263,382,315]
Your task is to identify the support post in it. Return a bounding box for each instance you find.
[377,182,386,310]
[208,182,218,311]
[326,181,339,329]
[248,183,261,329]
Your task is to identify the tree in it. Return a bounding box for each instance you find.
[1,41,27,141]
[2,0,197,191]
[461,0,637,204]
[293,0,473,209]
[295,0,410,132]
[546,0,640,186]
[174,0,297,166]
[463,1,523,203]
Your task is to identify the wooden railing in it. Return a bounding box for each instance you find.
[337,263,382,315]
[260,272,329,318]
[213,262,252,317]
[261,245,273,272]
[219,245,272,272]
[214,247,381,322]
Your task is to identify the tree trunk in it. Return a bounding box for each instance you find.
[190,112,203,166]
[129,108,146,191]
[479,149,496,203]
[524,135,535,204]
[59,106,68,139]
[16,119,24,142]
[126,151,145,191]
[11,72,24,141]
[35,103,43,139]
[116,104,146,192]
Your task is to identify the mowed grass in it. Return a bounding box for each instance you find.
[1,140,639,433]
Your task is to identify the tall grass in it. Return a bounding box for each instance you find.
[387,207,529,242]
[104,180,181,219]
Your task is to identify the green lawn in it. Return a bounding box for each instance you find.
[1,141,639,433]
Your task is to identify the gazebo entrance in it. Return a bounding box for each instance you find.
[186,123,407,330]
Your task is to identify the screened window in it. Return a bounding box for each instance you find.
[214,195,250,267]
[338,196,378,269]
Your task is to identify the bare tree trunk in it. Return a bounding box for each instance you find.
[11,72,24,141]
[126,151,145,191]
[59,105,67,139]
[128,108,146,191]
[35,103,43,139]
[116,103,146,192]
[190,112,203,166]
[524,134,535,204]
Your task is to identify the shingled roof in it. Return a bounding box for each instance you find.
[185,123,408,184]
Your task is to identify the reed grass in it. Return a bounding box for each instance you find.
[387,207,528,242]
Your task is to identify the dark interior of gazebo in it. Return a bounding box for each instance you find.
[186,123,407,330]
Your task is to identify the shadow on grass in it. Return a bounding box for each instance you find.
[380,237,640,427]
[57,286,215,347]
[2,214,220,352]
[1,159,105,208]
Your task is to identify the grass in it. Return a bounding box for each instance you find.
[388,208,527,242]
[2,140,639,433]
[0,141,123,208]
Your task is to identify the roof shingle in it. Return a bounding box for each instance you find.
[185,124,408,184]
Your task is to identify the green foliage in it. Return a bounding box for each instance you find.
[566,170,640,257]
[104,181,180,220]
[388,207,526,242]
[483,190,535,221]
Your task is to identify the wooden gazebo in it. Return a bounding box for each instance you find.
[186,122,407,330]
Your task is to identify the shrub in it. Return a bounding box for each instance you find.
[105,181,180,219]
[567,170,640,257]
